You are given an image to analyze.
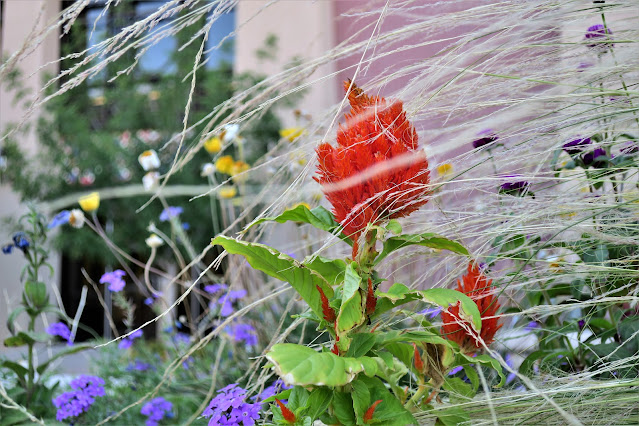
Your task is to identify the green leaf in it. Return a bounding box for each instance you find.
[332,392,356,425]
[442,377,475,402]
[288,386,311,411]
[303,256,346,286]
[0,359,28,380]
[337,263,364,335]
[435,406,470,426]
[211,236,333,319]
[346,333,377,358]
[245,205,352,245]
[3,331,50,348]
[305,388,333,422]
[462,365,479,392]
[262,388,292,404]
[456,353,506,388]
[374,233,468,266]
[36,343,93,375]
[6,306,26,335]
[374,351,394,369]
[351,379,371,424]
[374,284,482,331]
[353,376,416,424]
[265,344,377,387]
[385,220,402,235]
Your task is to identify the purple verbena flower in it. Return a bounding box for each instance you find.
[500,176,530,196]
[562,137,591,156]
[53,376,105,422]
[126,359,155,372]
[203,384,261,426]
[229,323,258,346]
[448,365,463,376]
[118,329,143,349]
[205,283,228,294]
[70,375,106,398]
[255,379,292,402]
[99,269,126,292]
[472,129,498,149]
[159,206,183,222]
[47,322,72,345]
[585,24,613,49]
[418,307,441,319]
[48,210,71,229]
[141,397,174,426]
[578,319,586,330]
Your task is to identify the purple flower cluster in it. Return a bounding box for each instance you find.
[52,375,105,422]
[202,384,261,426]
[119,329,143,349]
[47,322,73,345]
[159,206,183,222]
[228,323,258,346]
[472,129,498,149]
[216,290,247,317]
[99,269,126,292]
[255,379,292,402]
[205,283,228,294]
[582,147,609,168]
[126,359,155,372]
[141,397,174,426]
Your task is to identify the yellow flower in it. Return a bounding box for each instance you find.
[204,136,222,154]
[218,186,237,199]
[291,202,311,210]
[280,127,305,142]
[78,192,100,212]
[148,90,161,101]
[230,161,250,176]
[437,163,453,177]
[92,95,106,106]
[215,155,235,175]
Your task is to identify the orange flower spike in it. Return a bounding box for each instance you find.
[315,81,430,252]
[275,399,296,424]
[413,343,425,373]
[441,262,502,353]
[316,285,336,323]
[331,344,340,356]
[363,400,383,424]
[365,278,377,315]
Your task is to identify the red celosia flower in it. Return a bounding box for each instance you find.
[276,399,296,424]
[363,399,383,424]
[315,81,430,255]
[317,285,336,322]
[441,262,502,353]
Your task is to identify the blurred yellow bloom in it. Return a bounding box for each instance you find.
[437,163,453,177]
[204,136,223,154]
[92,95,106,106]
[280,127,305,142]
[78,192,100,212]
[560,211,576,219]
[215,155,234,174]
[218,186,237,199]
[148,90,161,101]
[291,202,311,210]
[230,161,250,176]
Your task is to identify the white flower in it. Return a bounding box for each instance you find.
[145,234,164,248]
[138,150,160,171]
[221,124,239,142]
[142,171,160,191]
[201,163,216,177]
[68,209,85,229]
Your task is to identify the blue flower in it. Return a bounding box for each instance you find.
[47,322,73,345]
[12,232,29,251]
[2,244,13,255]
[48,210,71,229]
[255,379,292,402]
[144,297,154,305]
[159,206,183,222]
[182,222,190,231]
[126,359,155,372]
[204,283,228,294]
[141,397,173,426]
[99,269,126,292]
[229,323,258,346]
[203,384,261,426]
[53,375,105,422]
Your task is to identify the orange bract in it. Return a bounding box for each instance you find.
[441,263,502,353]
[315,81,430,246]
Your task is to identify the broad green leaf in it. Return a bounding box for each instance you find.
[351,379,371,424]
[353,376,416,424]
[346,333,377,358]
[6,306,26,335]
[442,377,475,402]
[374,351,394,369]
[36,344,94,375]
[374,284,482,331]
[305,388,333,422]
[211,236,333,319]
[436,406,470,426]
[332,392,356,425]
[337,263,364,335]
[303,256,346,286]
[245,205,352,245]
[462,365,479,392]
[0,360,28,379]
[374,233,468,266]
[288,386,311,411]
[456,353,506,387]
[266,344,377,387]
[262,388,292,404]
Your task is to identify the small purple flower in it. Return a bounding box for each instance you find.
[173,332,191,345]
[126,359,154,372]
[144,297,154,305]
[53,375,105,421]
[526,321,540,330]
[448,365,463,376]
[12,232,29,252]
[203,384,261,426]
[159,206,183,222]
[141,397,173,426]
[505,353,517,385]
[118,329,143,349]
[2,244,12,254]
[418,307,441,319]
[48,210,71,229]
[229,323,258,346]
[182,222,190,230]
[70,375,105,398]
[255,379,292,402]
[563,137,591,156]
[47,322,73,345]
[500,176,530,196]
[99,269,126,292]
[582,147,609,168]
[578,319,586,330]
[205,283,228,294]
[472,129,498,149]
[585,24,613,49]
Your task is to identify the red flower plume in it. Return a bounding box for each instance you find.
[441,262,502,353]
[315,81,430,250]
